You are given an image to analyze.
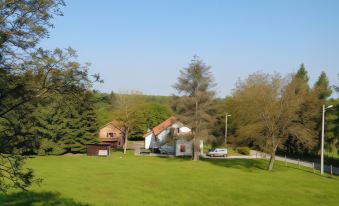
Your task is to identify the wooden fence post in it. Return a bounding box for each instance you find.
[331,165,333,177]
[285,155,287,166]
[313,162,315,173]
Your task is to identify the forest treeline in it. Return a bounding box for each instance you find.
[4,67,338,158]
[92,64,339,160]
[10,65,336,157]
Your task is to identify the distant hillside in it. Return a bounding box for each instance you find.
[143,95,175,105]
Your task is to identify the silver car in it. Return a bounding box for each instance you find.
[207,148,228,157]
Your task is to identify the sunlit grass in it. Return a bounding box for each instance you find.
[1,151,338,206]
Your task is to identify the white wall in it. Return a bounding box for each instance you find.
[199,140,204,155]
[174,139,203,156]
[144,133,153,149]
[179,126,191,133]
[145,122,193,150]
[156,128,171,145]
[175,139,193,156]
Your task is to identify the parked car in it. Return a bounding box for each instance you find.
[207,148,228,157]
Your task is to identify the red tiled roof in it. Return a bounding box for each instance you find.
[144,116,176,137]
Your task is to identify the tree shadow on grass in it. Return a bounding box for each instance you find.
[0,191,92,206]
[153,155,267,171]
[153,155,192,161]
[200,158,267,171]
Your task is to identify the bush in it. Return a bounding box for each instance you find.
[236,147,250,155]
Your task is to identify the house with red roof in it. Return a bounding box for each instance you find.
[144,116,202,156]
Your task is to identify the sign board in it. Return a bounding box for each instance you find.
[98,150,108,156]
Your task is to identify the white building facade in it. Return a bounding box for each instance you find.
[144,117,203,156]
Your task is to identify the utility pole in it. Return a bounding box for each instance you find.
[321,104,333,175]
[225,113,231,146]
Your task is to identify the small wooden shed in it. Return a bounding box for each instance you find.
[87,144,111,156]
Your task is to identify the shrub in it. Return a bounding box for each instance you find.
[236,147,250,155]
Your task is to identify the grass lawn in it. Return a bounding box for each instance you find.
[1,151,339,206]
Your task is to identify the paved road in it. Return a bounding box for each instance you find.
[250,150,339,175]
[132,143,338,175]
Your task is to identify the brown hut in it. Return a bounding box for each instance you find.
[87,144,111,156]
[98,120,125,148]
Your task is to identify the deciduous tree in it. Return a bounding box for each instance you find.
[113,91,145,154]
[233,72,318,171]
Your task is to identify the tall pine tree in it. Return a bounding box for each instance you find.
[173,56,216,160]
[283,64,320,155]
[32,93,99,155]
[314,71,332,100]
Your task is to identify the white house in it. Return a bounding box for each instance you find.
[144,116,203,156]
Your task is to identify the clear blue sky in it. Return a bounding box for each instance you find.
[40,0,339,97]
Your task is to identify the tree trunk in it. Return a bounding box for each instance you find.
[268,152,275,171]
[192,96,200,161]
[123,129,128,154]
[192,138,200,161]
[267,139,280,171]
[191,139,195,160]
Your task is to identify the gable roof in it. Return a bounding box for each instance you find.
[100,120,124,130]
[152,116,176,136]
[144,116,176,137]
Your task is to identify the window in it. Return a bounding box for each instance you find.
[180,145,186,152]
[107,132,114,137]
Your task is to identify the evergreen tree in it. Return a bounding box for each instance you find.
[33,93,99,155]
[314,71,332,100]
[311,71,333,155]
[296,63,309,82]
[283,64,317,155]
[173,56,216,160]
[211,97,237,147]
[324,99,339,155]
[73,93,99,153]
[312,72,335,155]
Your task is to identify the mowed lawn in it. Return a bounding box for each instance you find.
[1,152,339,206]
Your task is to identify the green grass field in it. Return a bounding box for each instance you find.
[1,151,339,206]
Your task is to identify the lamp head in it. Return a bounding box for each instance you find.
[326,105,334,109]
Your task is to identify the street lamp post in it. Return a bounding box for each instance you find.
[225,113,231,146]
[321,104,333,175]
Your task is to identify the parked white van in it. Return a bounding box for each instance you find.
[207,148,228,157]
